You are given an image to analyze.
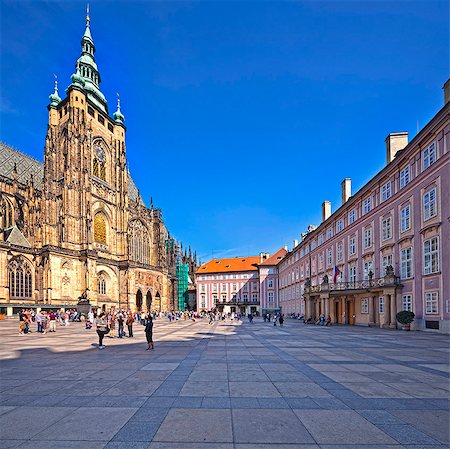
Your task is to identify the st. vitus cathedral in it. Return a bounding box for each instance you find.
[0,11,196,314]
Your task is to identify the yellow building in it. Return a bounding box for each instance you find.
[0,12,182,315]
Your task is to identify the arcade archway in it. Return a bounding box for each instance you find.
[136,289,143,311]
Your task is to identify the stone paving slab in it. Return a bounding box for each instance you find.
[0,317,449,448]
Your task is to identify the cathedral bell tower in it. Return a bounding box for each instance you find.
[42,7,129,256]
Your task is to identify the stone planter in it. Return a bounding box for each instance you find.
[402,324,411,331]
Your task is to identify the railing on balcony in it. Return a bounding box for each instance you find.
[305,276,400,294]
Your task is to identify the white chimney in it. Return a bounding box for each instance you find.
[444,79,450,105]
[385,132,408,164]
[284,245,288,251]
[341,178,351,205]
[322,201,331,222]
[293,239,298,248]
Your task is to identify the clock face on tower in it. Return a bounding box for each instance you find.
[94,145,105,163]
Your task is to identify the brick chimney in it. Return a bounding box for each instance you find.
[341,178,351,204]
[322,201,331,222]
[385,132,408,164]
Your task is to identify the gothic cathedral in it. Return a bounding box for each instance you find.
[0,12,190,315]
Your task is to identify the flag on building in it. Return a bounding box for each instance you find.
[333,266,341,283]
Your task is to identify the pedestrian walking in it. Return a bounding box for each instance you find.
[145,316,154,350]
[48,310,57,332]
[279,314,284,327]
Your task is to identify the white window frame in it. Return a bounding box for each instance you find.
[349,209,356,224]
[361,298,369,314]
[423,236,439,275]
[400,247,413,279]
[422,142,436,170]
[399,165,410,189]
[327,228,332,239]
[337,219,343,233]
[381,216,392,241]
[268,292,274,302]
[363,260,373,280]
[349,236,356,256]
[349,265,356,283]
[381,182,392,202]
[425,291,438,314]
[382,254,393,275]
[363,197,372,215]
[327,248,333,266]
[337,242,343,262]
[423,187,437,221]
[364,227,373,249]
[268,279,273,288]
[402,294,413,312]
[400,204,411,233]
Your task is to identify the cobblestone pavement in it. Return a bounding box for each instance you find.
[0,317,449,449]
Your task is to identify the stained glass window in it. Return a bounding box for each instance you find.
[9,258,32,299]
[98,273,106,295]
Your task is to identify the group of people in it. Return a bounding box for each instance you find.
[263,312,285,326]
[18,308,73,334]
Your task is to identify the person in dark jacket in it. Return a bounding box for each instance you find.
[145,316,154,350]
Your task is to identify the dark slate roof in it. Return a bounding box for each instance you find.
[0,142,44,189]
[0,142,144,205]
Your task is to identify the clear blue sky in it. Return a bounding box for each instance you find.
[1,1,448,263]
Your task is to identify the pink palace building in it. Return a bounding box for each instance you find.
[277,80,449,333]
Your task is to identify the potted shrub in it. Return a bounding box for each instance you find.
[396,310,415,331]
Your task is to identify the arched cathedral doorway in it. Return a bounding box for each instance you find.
[146,291,152,311]
[136,290,143,311]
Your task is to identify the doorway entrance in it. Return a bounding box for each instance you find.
[346,299,355,325]
[146,291,152,312]
[136,290,143,311]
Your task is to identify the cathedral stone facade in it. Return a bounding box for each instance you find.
[0,14,184,315]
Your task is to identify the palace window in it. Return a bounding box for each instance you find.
[363,197,372,214]
[382,254,393,275]
[98,273,106,295]
[363,260,373,280]
[399,165,410,189]
[268,279,273,288]
[381,216,392,241]
[349,265,356,283]
[402,294,413,312]
[94,212,107,244]
[400,247,413,279]
[361,298,369,314]
[425,292,438,314]
[423,142,436,170]
[337,242,343,261]
[364,227,373,249]
[423,237,439,275]
[423,188,437,221]
[381,182,392,202]
[268,292,274,302]
[349,209,356,224]
[8,258,32,299]
[400,205,411,233]
[349,236,356,256]
[336,219,343,233]
[128,220,150,264]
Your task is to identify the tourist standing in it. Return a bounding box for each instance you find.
[96,313,108,349]
[279,314,284,327]
[145,316,154,350]
[126,314,134,337]
[48,310,57,332]
[117,313,124,338]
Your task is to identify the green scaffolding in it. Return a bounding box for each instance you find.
[176,263,189,311]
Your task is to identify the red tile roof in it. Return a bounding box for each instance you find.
[197,256,260,274]
[259,248,287,266]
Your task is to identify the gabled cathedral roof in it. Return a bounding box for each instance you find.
[0,142,145,205]
[4,225,31,248]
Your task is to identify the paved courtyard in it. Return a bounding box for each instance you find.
[0,317,449,449]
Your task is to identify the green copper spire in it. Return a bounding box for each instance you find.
[113,95,125,124]
[69,5,108,112]
[49,76,61,107]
